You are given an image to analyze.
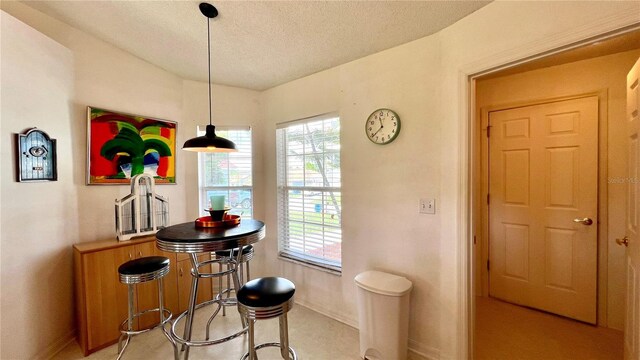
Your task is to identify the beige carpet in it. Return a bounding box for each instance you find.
[475,296,623,360]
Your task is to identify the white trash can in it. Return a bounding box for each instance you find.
[355,270,412,360]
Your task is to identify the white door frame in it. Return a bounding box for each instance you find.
[460,22,640,359]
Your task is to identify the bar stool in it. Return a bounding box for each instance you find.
[117,256,176,360]
[204,245,255,340]
[237,277,297,360]
[215,245,254,314]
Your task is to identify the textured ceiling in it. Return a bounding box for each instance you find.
[24,1,490,90]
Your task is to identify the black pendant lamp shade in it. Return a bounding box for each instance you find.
[183,3,237,152]
[183,124,236,152]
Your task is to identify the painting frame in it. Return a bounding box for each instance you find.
[86,106,177,185]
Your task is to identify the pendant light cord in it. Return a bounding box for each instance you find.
[183,3,235,151]
[207,17,212,127]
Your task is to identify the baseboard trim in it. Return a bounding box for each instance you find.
[409,339,440,360]
[294,298,358,329]
[294,299,440,360]
[32,329,76,360]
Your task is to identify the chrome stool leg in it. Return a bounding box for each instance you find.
[116,336,130,360]
[181,256,200,356]
[116,284,135,359]
[248,318,257,360]
[238,277,297,360]
[231,249,248,328]
[219,262,226,317]
[157,277,179,360]
[206,257,231,340]
[117,256,173,360]
[238,256,244,284]
[211,246,254,324]
[279,313,289,359]
[225,259,231,316]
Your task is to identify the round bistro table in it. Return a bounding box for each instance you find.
[156,219,265,360]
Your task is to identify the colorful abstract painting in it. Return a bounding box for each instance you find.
[87,107,176,184]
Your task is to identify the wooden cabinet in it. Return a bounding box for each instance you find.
[74,236,212,356]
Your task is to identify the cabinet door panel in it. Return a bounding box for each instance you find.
[134,243,181,328]
[160,251,180,318]
[177,255,213,313]
[177,259,192,313]
[135,242,161,329]
[84,246,131,349]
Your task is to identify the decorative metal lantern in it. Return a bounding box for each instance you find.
[115,174,169,241]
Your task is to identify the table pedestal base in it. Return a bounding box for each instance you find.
[171,251,248,360]
[170,298,249,359]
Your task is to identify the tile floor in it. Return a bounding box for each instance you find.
[475,296,624,360]
[54,304,362,360]
[55,296,620,360]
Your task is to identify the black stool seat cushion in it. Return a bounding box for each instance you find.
[237,277,295,308]
[118,256,170,275]
[215,244,254,257]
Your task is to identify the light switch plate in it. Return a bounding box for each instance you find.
[420,198,436,214]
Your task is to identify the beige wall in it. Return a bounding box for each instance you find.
[476,50,640,330]
[0,6,185,358]
[259,2,640,359]
[1,11,76,359]
[0,3,262,359]
[260,34,443,358]
[0,1,187,244]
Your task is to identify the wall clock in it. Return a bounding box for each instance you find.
[365,108,401,145]
[16,128,57,182]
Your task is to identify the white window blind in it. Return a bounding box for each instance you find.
[198,126,253,218]
[276,114,341,272]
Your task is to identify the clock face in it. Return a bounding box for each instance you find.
[365,108,400,144]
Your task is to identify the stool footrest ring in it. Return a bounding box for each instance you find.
[119,308,172,336]
[170,298,248,347]
[215,290,238,306]
[240,342,297,360]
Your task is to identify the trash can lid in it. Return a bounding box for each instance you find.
[354,270,412,296]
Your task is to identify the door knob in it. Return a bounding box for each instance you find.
[573,217,593,225]
[616,236,629,247]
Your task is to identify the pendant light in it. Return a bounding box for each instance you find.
[183,2,237,152]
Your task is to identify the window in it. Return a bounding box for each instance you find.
[198,126,253,218]
[276,114,341,272]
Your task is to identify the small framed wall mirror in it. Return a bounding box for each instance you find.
[16,128,57,182]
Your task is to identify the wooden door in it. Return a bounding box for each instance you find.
[624,57,640,360]
[83,246,131,350]
[489,96,598,323]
